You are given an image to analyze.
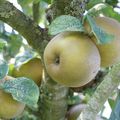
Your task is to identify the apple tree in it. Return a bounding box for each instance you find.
[0,0,120,120]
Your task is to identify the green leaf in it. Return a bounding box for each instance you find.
[86,15,114,44]
[0,59,8,79]
[87,3,120,22]
[41,0,51,4]
[0,32,23,58]
[8,34,23,57]
[0,77,39,107]
[0,39,7,52]
[67,95,82,105]
[8,64,14,76]
[108,98,117,109]
[49,15,85,35]
[15,50,38,68]
[86,0,105,10]
[106,0,118,6]
[17,0,33,16]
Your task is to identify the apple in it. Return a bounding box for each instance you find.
[12,58,43,86]
[43,32,100,87]
[67,104,86,120]
[0,76,25,119]
[85,16,120,67]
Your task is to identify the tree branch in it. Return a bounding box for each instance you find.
[77,63,120,120]
[51,0,73,18]
[46,0,73,23]
[0,0,49,54]
[39,77,69,120]
[32,1,40,24]
[46,0,88,23]
[65,0,87,19]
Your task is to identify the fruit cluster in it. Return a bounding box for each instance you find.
[0,16,119,119]
[44,16,120,87]
[0,58,43,119]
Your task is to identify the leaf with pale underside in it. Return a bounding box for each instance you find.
[86,15,114,44]
[0,59,8,80]
[0,77,39,107]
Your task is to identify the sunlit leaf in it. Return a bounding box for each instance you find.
[87,3,120,22]
[17,0,33,16]
[108,98,117,109]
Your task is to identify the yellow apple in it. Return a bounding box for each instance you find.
[85,16,120,67]
[44,32,100,87]
[12,58,43,86]
[0,76,25,119]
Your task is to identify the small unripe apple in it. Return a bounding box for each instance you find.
[85,16,120,67]
[44,32,100,87]
[12,58,43,86]
[67,104,86,120]
[0,76,25,119]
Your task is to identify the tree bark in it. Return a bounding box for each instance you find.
[39,77,69,120]
[50,0,73,19]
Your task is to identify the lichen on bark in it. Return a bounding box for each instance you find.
[78,63,120,120]
[39,77,69,120]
